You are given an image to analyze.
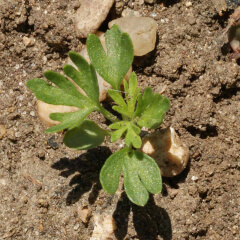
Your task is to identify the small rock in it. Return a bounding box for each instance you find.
[0,125,6,139]
[90,213,116,240]
[75,0,114,38]
[144,0,156,4]
[109,17,158,56]
[73,223,80,231]
[191,176,198,181]
[122,9,142,17]
[37,150,45,160]
[78,206,92,224]
[30,111,35,117]
[136,0,144,5]
[115,1,124,9]
[168,188,179,199]
[140,127,189,177]
[47,136,58,149]
[185,1,192,7]
[7,128,16,141]
[15,132,21,138]
[37,198,49,208]
[23,36,35,47]
[37,100,79,127]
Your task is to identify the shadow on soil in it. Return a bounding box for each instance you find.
[52,147,173,240]
[114,193,172,240]
[51,146,112,205]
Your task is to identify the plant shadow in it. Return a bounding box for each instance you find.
[113,193,172,240]
[51,146,112,205]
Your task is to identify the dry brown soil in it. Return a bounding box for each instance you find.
[0,0,240,239]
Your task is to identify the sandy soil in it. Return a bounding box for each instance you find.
[0,0,239,239]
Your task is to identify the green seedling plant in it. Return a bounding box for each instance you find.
[27,25,170,206]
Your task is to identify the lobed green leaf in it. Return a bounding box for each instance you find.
[45,107,95,133]
[135,88,170,129]
[100,148,126,194]
[63,52,99,104]
[108,89,127,108]
[123,150,162,206]
[100,148,162,206]
[112,105,131,117]
[125,125,142,149]
[26,78,89,108]
[87,24,133,90]
[124,72,141,115]
[111,126,128,142]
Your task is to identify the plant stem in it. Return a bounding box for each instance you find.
[98,105,119,123]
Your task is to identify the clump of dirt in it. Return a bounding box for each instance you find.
[0,0,239,239]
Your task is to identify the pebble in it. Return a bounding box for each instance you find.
[0,124,6,139]
[15,132,21,138]
[137,0,144,4]
[75,0,114,38]
[109,17,158,56]
[140,127,189,177]
[122,9,142,17]
[37,198,49,208]
[90,213,116,240]
[37,150,45,160]
[191,176,198,181]
[7,128,16,141]
[73,223,80,231]
[78,206,92,224]
[185,1,192,7]
[37,100,79,127]
[23,36,35,47]
[144,0,156,4]
[30,111,35,117]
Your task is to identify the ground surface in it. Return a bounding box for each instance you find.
[0,0,240,239]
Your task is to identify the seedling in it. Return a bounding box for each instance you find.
[27,25,170,206]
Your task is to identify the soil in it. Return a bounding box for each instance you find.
[0,0,240,239]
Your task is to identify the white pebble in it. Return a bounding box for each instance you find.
[191,176,198,181]
[185,1,192,7]
[73,223,80,231]
[30,111,35,117]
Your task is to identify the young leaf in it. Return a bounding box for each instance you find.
[87,24,134,90]
[108,89,127,108]
[27,78,89,108]
[100,148,126,194]
[112,105,131,117]
[100,148,162,206]
[134,87,154,117]
[110,121,141,148]
[45,107,95,133]
[135,87,170,129]
[63,120,108,150]
[109,121,127,130]
[111,126,128,142]
[63,52,99,104]
[123,150,162,206]
[125,72,141,114]
[125,124,142,149]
